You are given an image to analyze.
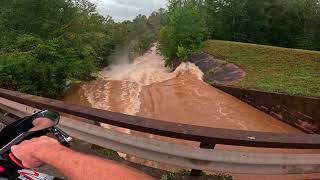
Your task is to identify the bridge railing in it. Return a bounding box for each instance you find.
[1,88,320,175]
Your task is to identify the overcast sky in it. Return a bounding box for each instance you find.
[91,0,168,22]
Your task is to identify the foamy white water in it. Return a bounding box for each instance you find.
[82,46,203,116]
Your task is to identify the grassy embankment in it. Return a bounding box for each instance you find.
[203,40,320,97]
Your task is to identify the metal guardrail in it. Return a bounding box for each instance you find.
[2,97,320,175]
[1,88,320,149]
[1,88,320,175]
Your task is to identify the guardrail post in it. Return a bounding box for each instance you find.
[190,142,216,176]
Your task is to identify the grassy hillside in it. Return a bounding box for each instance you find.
[203,40,320,97]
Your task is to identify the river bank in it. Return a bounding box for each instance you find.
[188,53,245,85]
[203,40,320,97]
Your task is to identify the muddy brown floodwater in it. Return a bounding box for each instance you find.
[63,47,320,180]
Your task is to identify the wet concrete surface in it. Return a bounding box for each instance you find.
[188,53,245,84]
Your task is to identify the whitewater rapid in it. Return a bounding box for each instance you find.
[82,46,203,116]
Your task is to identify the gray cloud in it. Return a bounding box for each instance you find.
[92,0,168,21]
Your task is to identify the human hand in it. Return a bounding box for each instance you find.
[29,118,55,132]
[11,136,61,168]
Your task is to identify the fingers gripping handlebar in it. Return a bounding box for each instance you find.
[0,110,72,179]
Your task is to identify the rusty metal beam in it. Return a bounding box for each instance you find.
[1,88,320,149]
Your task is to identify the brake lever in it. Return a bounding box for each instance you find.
[0,127,72,178]
[0,130,48,156]
[48,127,72,147]
[0,130,48,172]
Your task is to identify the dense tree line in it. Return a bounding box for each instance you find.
[122,9,167,60]
[0,0,163,98]
[4,0,316,97]
[159,0,320,66]
[206,0,320,50]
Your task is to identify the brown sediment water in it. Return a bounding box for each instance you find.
[63,47,320,179]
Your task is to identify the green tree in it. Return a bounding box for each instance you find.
[159,0,207,67]
[0,0,115,98]
[0,0,166,98]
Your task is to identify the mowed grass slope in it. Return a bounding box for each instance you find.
[203,40,320,97]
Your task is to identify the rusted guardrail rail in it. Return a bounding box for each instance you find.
[1,88,320,175]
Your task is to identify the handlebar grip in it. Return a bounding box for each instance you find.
[9,153,25,169]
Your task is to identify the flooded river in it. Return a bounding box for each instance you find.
[63,47,318,179]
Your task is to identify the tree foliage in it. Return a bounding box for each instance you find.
[0,0,164,98]
[125,9,167,59]
[159,0,320,66]
[205,0,320,50]
[0,0,107,97]
[159,0,206,67]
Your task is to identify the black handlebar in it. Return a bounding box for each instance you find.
[0,110,71,179]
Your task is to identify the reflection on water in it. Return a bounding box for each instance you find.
[63,46,319,179]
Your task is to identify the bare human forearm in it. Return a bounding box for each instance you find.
[38,145,152,180]
[11,137,153,180]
